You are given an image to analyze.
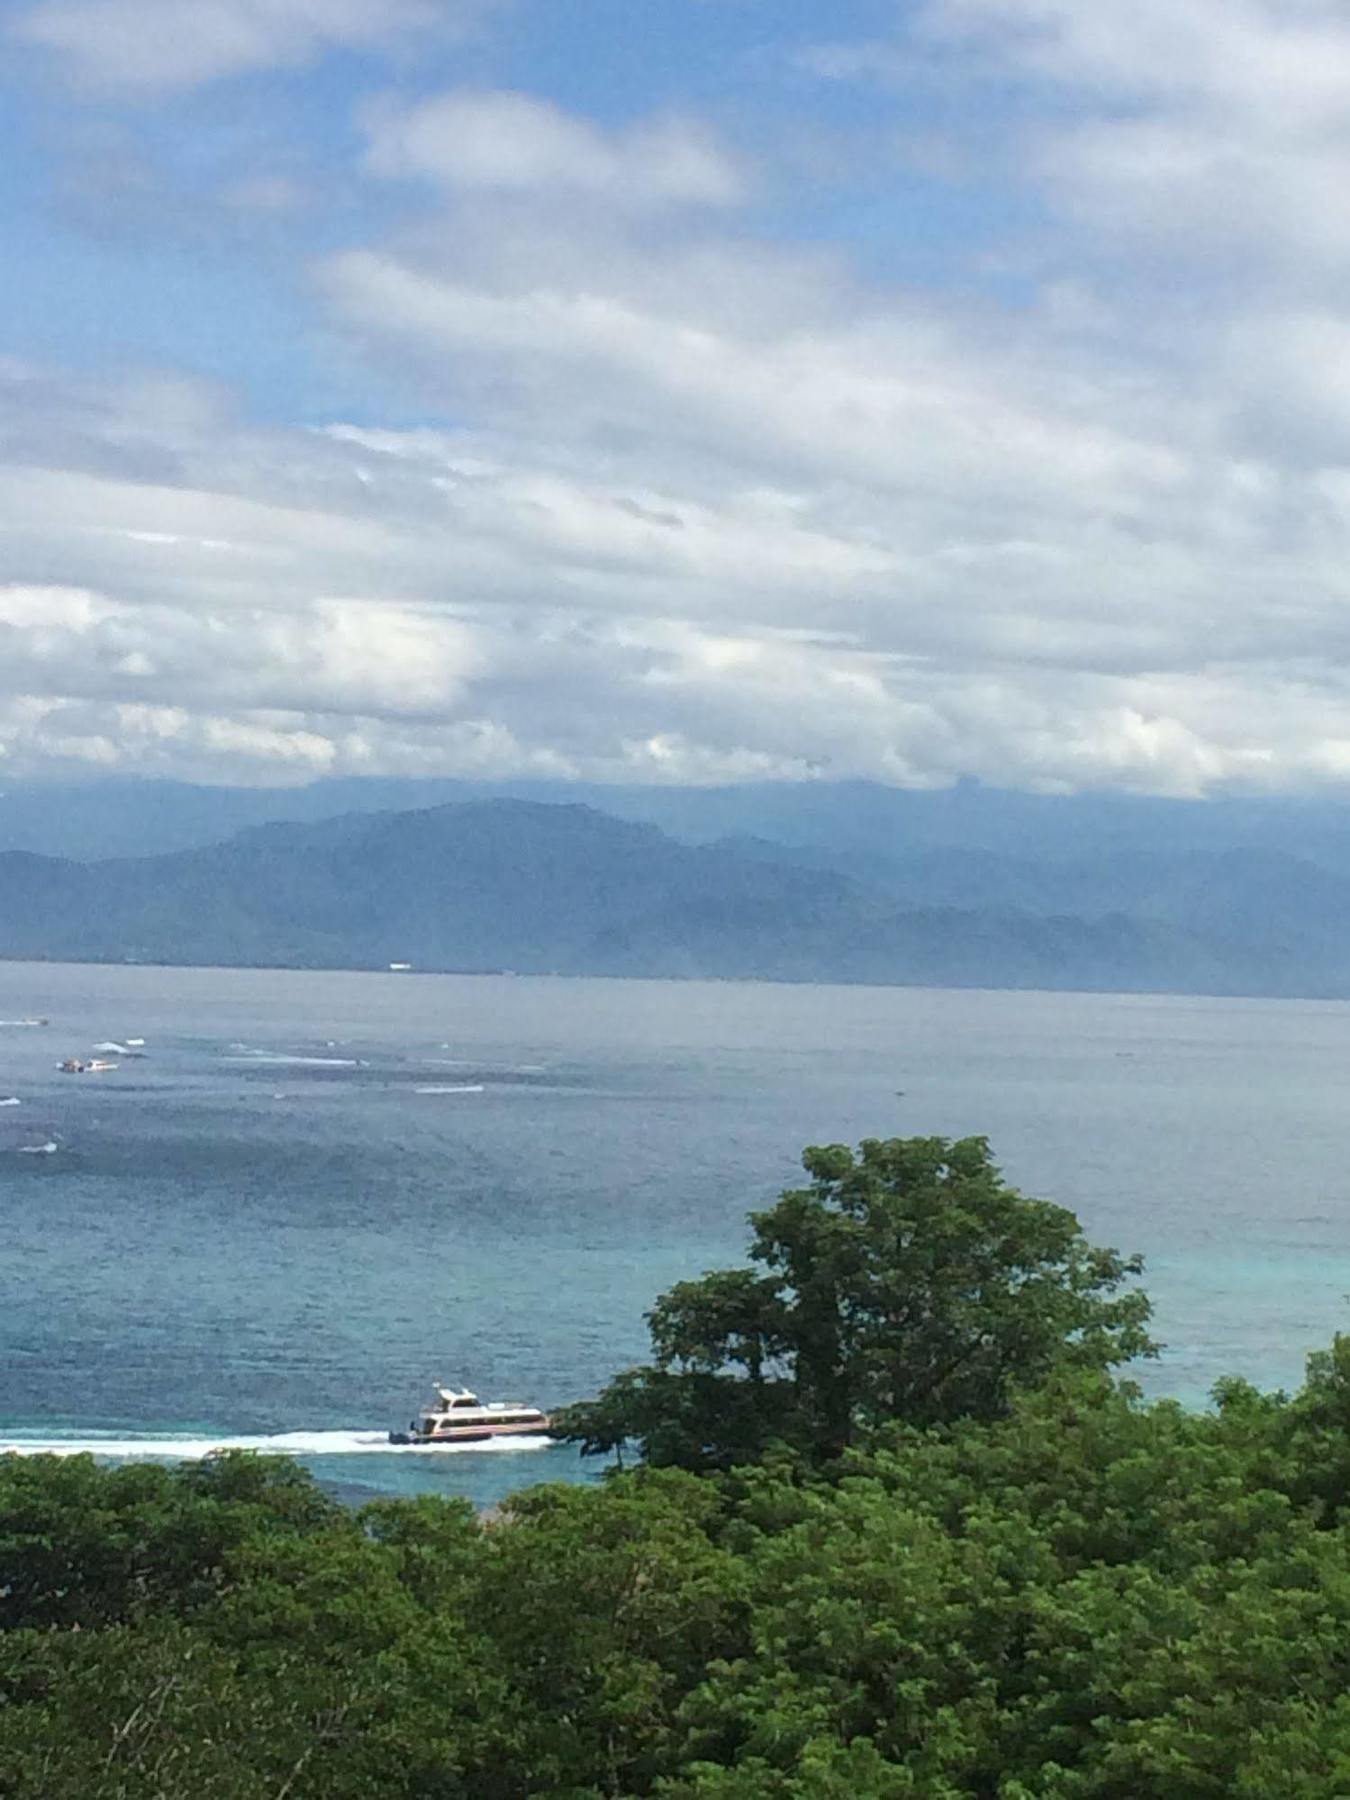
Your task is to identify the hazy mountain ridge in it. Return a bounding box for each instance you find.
[0,795,1341,996]
[11,775,1350,868]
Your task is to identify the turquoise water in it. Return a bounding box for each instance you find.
[3,963,1349,1509]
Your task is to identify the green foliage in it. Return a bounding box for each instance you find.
[19,1356,1350,1796]
[10,1353,1350,1794]
[12,1138,1350,1795]
[0,1449,347,1631]
[557,1135,1153,1469]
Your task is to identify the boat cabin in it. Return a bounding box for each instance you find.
[434,1385,484,1413]
[403,1382,549,1440]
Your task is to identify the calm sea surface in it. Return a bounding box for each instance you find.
[2,962,1349,1508]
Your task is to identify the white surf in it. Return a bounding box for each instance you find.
[0,1428,556,1460]
[222,1054,360,1068]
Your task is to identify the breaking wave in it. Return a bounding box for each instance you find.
[222,1054,362,1068]
[0,1429,556,1460]
[414,1084,486,1095]
[430,1060,546,1075]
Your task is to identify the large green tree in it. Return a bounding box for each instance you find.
[557,1134,1153,1468]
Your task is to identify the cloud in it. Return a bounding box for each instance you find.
[12,0,457,92]
[320,243,1178,510]
[907,0,1350,284]
[0,587,481,719]
[363,89,746,209]
[13,3,1350,797]
[7,336,1350,798]
[921,0,1350,125]
[12,570,1350,796]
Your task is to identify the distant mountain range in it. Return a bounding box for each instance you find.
[1,791,1348,996]
[10,773,1350,870]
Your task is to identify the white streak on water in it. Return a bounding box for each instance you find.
[221,1054,361,1068]
[414,1084,486,1095]
[0,1430,556,1460]
[429,1061,546,1074]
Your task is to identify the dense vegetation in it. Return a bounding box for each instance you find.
[6,1136,1350,1796]
[554,1136,1153,1470]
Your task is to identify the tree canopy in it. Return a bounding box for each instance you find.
[555,1134,1154,1469]
[9,1129,1350,1798]
[7,1355,1350,1796]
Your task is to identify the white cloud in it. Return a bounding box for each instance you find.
[12,0,459,92]
[14,4,1350,797]
[0,587,481,719]
[914,0,1350,285]
[363,89,746,209]
[320,245,1185,525]
[7,336,1350,797]
[923,0,1350,126]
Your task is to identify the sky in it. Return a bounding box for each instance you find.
[4,0,1350,796]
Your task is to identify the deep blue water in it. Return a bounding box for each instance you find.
[3,962,1350,1509]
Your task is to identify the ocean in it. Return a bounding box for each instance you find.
[2,961,1349,1510]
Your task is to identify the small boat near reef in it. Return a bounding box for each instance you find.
[389,1383,550,1445]
[58,1058,118,1074]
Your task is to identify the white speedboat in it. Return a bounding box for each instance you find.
[389,1383,550,1445]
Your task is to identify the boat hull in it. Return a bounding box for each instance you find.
[388,1419,549,1446]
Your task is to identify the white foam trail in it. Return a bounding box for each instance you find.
[222,1054,360,1068]
[429,1061,546,1074]
[0,1096,20,1106]
[16,1141,57,1156]
[415,1084,486,1095]
[0,1430,557,1460]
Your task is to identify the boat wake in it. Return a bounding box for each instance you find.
[0,1429,557,1460]
[222,1053,362,1068]
[429,1060,547,1075]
